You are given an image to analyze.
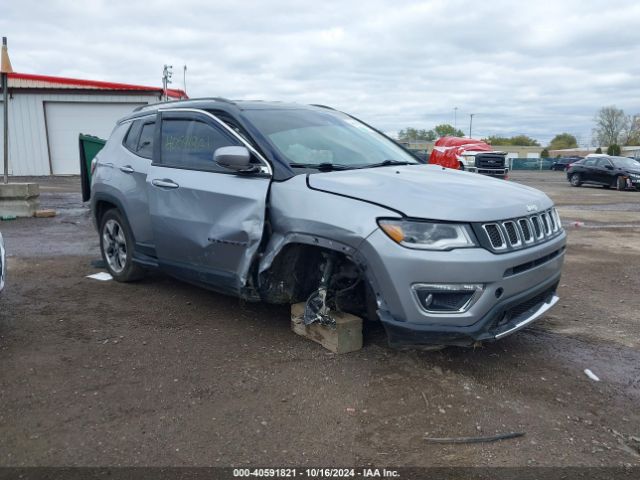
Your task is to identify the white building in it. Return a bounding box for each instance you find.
[0,72,186,175]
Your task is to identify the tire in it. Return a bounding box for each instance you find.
[99,209,144,282]
[570,173,582,187]
[458,162,465,171]
[616,176,627,191]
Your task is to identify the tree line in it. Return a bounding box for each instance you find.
[397,106,639,155]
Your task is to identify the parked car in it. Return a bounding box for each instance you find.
[86,99,566,347]
[566,155,640,190]
[550,156,581,171]
[0,231,5,294]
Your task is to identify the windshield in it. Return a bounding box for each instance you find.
[243,108,420,169]
[612,157,640,169]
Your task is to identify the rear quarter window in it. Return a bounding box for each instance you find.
[123,121,143,152]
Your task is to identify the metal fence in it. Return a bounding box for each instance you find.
[509,158,553,170]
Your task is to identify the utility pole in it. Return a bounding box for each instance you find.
[1,37,14,184]
[469,113,475,138]
[183,65,187,97]
[162,65,173,102]
[454,107,458,130]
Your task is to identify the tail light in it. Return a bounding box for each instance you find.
[90,158,98,176]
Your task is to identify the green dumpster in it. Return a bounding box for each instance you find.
[79,133,106,202]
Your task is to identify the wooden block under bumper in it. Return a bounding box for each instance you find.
[291,302,363,354]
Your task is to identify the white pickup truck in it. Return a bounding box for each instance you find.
[429,137,509,179]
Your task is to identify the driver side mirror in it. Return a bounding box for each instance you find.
[214,146,252,171]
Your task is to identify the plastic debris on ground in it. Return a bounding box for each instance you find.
[584,368,600,382]
[86,272,113,281]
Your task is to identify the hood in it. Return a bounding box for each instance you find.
[307,165,553,222]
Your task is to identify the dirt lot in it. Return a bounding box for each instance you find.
[0,171,639,467]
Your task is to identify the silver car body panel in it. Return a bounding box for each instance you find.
[111,118,155,246]
[147,165,270,292]
[259,175,395,273]
[358,228,565,327]
[307,165,552,222]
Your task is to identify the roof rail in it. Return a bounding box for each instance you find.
[133,97,236,112]
[310,104,336,110]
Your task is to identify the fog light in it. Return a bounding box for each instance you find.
[412,284,483,314]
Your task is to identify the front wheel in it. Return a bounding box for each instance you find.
[570,173,582,187]
[616,176,627,191]
[99,209,144,282]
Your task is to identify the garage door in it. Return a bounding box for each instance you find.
[45,102,145,174]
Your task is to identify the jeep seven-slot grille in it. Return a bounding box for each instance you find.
[483,224,504,249]
[503,221,519,245]
[479,208,562,253]
[518,219,532,242]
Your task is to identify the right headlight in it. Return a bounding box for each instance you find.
[378,218,478,250]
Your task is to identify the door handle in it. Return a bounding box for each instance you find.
[151,178,179,189]
[120,165,134,174]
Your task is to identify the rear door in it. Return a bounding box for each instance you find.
[146,110,271,294]
[119,116,156,249]
[580,158,597,182]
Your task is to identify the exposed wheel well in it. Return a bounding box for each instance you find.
[257,243,375,320]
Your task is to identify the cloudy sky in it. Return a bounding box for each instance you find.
[2,0,639,145]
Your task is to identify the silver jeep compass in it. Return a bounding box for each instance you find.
[89,99,565,347]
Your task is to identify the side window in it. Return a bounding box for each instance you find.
[595,158,610,168]
[136,122,155,159]
[161,117,239,171]
[583,159,596,167]
[123,120,143,152]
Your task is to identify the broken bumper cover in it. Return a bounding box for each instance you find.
[359,228,566,347]
[379,275,560,347]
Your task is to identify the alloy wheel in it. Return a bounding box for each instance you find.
[102,219,128,274]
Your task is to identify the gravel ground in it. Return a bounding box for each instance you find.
[0,171,639,467]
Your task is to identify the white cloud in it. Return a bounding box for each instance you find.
[1,0,639,144]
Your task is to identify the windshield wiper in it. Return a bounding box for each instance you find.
[289,162,352,171]
[356,159,416,169]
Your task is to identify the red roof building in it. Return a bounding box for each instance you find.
[2,72,187,175]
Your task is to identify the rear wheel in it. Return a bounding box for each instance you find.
[99,209,144,282]
[616,176,627,191]
[570,173,582,187]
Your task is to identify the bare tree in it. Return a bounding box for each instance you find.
[593,106,629,147]
[626,114,640,145]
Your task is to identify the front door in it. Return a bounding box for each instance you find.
[146,110,271,294]
[595,158,614,185]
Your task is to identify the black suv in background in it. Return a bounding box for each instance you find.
[551,156,581,171]
[567,155,640,190]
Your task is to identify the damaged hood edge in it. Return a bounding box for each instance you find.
[306,165,553,222]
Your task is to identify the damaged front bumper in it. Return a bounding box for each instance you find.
[358,228,566,347]
[379,275,560,347]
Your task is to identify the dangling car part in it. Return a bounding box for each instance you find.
[303,253,337,327]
